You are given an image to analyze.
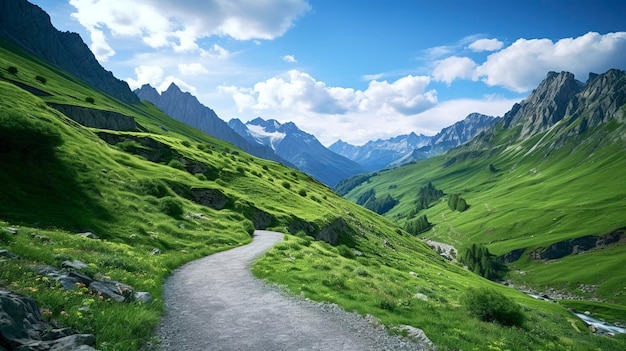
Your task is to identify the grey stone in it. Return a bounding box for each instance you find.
[4,227,18,235]
[88,281,132,303]
[133,292,153,304]
[150,248,161,255]
[0,250,19,259]
[396,325,434,349]
[77,232,98,240]
[62,260,89,270]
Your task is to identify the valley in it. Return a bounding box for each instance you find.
[1,1,625,351]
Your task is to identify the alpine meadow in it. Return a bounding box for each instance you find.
[1,1,626,351]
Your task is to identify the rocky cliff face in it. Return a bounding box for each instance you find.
[502,71,584,139]
[565,69,626,133]
[48,103,138,131]
[228,117,366,187]
[134,84,288,165]
[0,0,139,104]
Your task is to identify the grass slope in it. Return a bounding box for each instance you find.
[342,102,626,322]
[0,39,624,350]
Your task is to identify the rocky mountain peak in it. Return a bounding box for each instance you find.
[565,69,626,131]
[502,71,583,139]
[0,0,139,104]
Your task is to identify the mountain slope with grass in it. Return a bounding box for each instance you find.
[341,69,626,323]
[1,3,624,350]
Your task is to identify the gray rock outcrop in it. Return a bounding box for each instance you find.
[0,290,98,350]
[502,71,584,139]
[48,104,138,131]
[0,0,139,104]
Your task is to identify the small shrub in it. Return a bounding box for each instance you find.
[137,179,169,198]
[35,75,47,84]
[181,140,191,147]
[236,166,246,174]
[195,174,207,181]
[281,181,291,189]
[462,288,525,327]
[378,298,397,311]
[337,244,355,259]
[7,66,18,75]
[298,188,307,197]
[262,165,269,171]
[85,97,95,104]
[168,159,186,171]
[159,197,184,218]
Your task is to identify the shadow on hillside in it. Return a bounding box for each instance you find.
[0,141,112,233]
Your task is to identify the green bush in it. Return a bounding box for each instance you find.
[462,288,525,327]
[158,197,184,218]
[7,66,18,75]
[337,244,355,259]
[281,181,291,189]
[137,179,169,198]
[35,75,47,84]
[85,97,95,104]
[168,159,186,171]
[298,188,307,197]
[236,166,246,174]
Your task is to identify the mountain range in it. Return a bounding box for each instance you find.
[134,84,291,166]
[330,113,500,171]
[228,117,366,187]
[2,1,626,350]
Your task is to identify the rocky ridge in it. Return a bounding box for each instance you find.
[134,84,290,166]
[0,0,139,104]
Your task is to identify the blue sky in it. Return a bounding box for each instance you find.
[32,0,626,145]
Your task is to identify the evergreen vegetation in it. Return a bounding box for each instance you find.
[357,189,398,214]
[448,193,468,212]
[460,243,506,280]
[408,182,444,218]
[333,172,375,195]
[405,214,432,235]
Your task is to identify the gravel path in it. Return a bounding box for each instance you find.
[155,230,428,351]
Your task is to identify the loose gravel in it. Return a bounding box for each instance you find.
[154,230,429,351]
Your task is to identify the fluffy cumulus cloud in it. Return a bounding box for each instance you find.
[69,0,310,60]
[126,65,164,89]
[224,70,437,117]
[432,56,477,84]
[475,31,626,91]
[430,32,626,92]
[468,38,504,52]
[219,71,458,145]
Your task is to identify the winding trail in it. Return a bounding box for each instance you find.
[156,230,425,351]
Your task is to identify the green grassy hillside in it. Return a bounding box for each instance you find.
[342,91,626,321]
[1,39,624,350]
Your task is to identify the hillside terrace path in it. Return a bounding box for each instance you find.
[155,230,425,351]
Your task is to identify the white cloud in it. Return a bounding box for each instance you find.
[178,63,209,76]
[223,70,437,118]
[88,28,115,62]
[126,65,164,90]
[468,38,504,52]
[432,56,477,84]
[220,70,448,145]
[475,31,626,92]
[69,0,311,58]
[282,55,297,63]
[361,73,384,81]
